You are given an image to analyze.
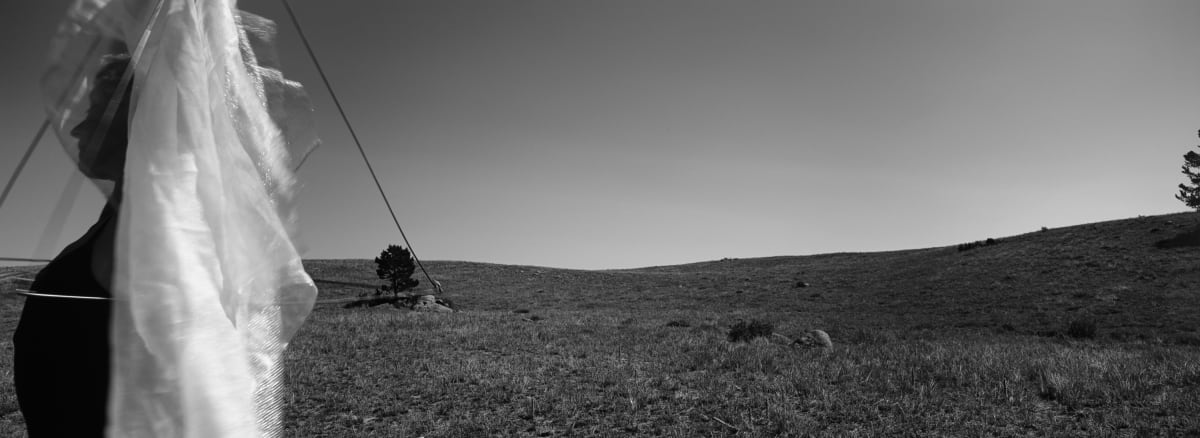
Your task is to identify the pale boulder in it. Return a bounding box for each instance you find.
[793,329,832,349]
[410,294,455,313]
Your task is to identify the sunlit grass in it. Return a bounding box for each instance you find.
[283,307,1200,437]
[3,212,1199,436]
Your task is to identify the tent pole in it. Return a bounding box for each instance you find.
[280,0,441,293]
[0,120,50,215]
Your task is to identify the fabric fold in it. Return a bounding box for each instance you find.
[43,0,320,436]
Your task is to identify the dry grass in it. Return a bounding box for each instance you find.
[281,308,1200,436]
[2,212,1200,436]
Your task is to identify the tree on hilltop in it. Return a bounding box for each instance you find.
[1176,130,1200,210]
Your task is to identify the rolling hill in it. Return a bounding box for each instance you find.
[304,211,1200,342]
[3,211,1199,436]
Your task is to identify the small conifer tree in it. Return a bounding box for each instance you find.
[1175,130,1200,210]
[375,244,419,298]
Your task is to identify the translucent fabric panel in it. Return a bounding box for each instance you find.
[41,0,319,436]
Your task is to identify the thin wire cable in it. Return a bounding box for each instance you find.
[0,121,75,262]
[279,0,440,292]
[0,257,52,263]
[4,30,107,219]
[16,290,112,301]
[10,273,377,305]
[14,288,362,306]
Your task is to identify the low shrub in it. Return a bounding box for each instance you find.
[1154,226,1200,249]
[728,319,773,342]
[957,238,999,252]
[1067,317,1098,339]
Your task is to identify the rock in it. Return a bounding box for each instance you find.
[347,294,457,311]
[793,329,833,349]
[409,294,455,312]
[795,281,810,288]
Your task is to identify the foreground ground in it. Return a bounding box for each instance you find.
[1,212,1199,436]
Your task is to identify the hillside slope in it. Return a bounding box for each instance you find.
[3,212,1198,435]
[306,212,1200,340]
[4,212,1196,339]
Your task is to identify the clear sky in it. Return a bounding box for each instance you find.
[2,0,1198,269]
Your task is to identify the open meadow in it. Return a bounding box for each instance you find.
[3,212,1200,436]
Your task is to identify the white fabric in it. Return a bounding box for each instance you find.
[43,0,318,436]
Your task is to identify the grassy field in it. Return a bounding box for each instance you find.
[3,212,1200,436]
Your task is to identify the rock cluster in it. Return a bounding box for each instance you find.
[344,294,456,312]
[405,294,455,312]
[793,329,832,349]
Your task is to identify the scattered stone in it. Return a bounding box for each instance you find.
[345,294,457,312]
[409,295,455,313]
[793,329,833,349]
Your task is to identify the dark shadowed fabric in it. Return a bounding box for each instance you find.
[13,204,116,437]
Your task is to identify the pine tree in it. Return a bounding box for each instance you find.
[374,244,419,298]
[1176,131,1200,210]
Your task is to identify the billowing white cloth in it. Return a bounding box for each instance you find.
[43,0,319,436]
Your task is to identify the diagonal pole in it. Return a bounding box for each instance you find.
[0,120,50,215]
[0,120,57,264]
[279,0,440,293]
